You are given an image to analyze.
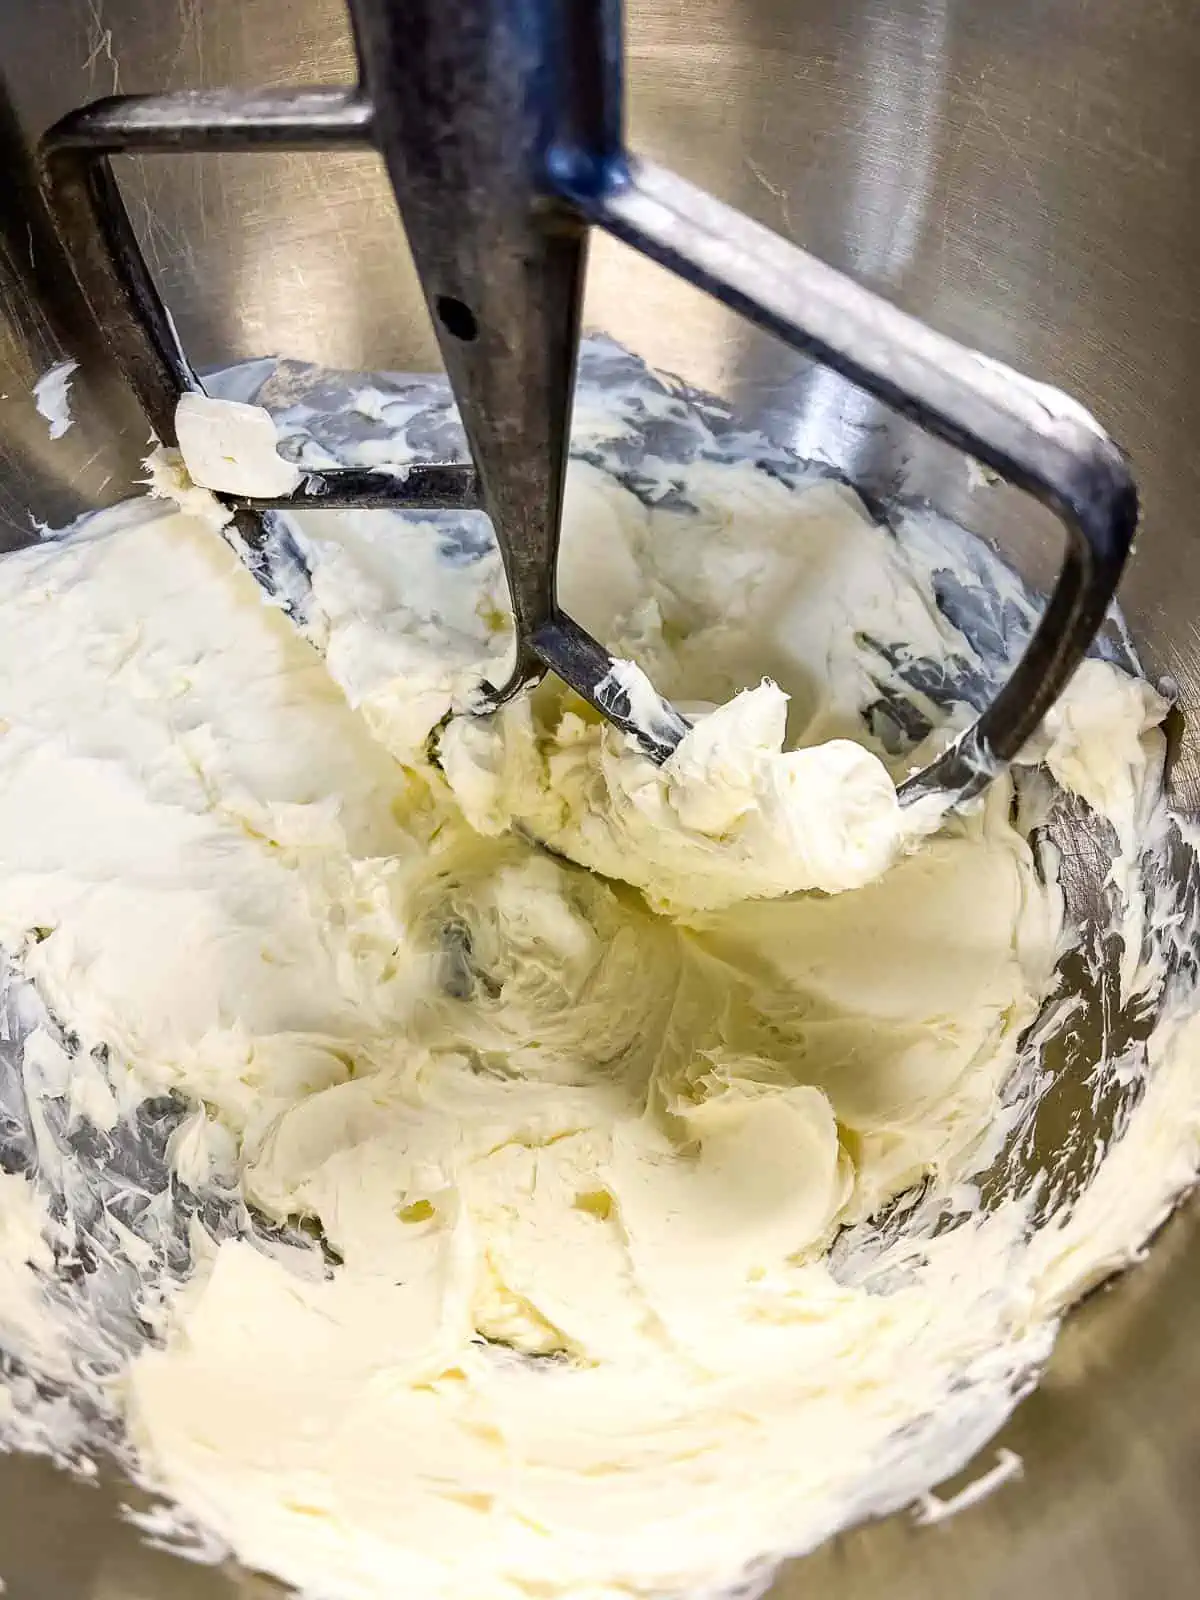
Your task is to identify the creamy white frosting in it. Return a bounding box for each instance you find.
[440,676,946,909]
[0,389,1193,1600]
[32,359,79,441]
[175,392,304,498]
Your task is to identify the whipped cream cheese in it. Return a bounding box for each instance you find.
[0,352,1193,1600]
[175,393,304,498]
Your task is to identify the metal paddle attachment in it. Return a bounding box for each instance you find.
[39,0,1137,802]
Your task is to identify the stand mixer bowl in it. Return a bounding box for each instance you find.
[0,1,1198,1597]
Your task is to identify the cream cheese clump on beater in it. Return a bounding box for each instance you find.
[440,674,943,909]
[0,377,1192,1600]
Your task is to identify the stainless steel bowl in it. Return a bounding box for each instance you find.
[1,1,1199,1596]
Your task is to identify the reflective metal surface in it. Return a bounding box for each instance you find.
[1,0,1199,1596]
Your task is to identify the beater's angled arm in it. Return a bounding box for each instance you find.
[39,88,479,516]
[533,1,1136,801]
[558,159,1136,801]
[40,90,374,445]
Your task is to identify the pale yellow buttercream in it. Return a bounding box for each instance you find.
[0,437,1186,1600]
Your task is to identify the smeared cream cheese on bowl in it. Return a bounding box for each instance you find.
[0,341,1197,1600]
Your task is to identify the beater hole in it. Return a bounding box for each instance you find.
[436,295,479,342]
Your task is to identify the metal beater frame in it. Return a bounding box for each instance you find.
[38,0,1137,801]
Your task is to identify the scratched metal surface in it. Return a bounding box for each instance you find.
[0,1,1199,1597]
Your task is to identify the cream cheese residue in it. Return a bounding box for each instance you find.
[175,392,304,499]
[32,359,79,441]
[0,354,1195,1600]
[441,675,946,909]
